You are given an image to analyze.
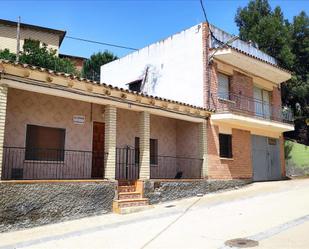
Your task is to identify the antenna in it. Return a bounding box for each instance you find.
[16,16,21,62]
[140,66,149,93]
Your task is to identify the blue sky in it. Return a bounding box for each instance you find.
[0,0,307,58]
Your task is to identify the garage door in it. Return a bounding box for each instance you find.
[252,135,281,181]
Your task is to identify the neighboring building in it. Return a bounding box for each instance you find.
[0,18,66,54]
[59,54,87,72]
[101,22,294,181]
[0,19,86,72]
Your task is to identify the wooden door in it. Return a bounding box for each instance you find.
[91,122,105,178]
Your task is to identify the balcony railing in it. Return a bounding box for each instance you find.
[2,147,98,180]
[150,155,203,179]
[214,92,294,123]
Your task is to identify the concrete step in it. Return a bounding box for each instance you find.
[118,185,136,192]
[118,192,142,200]
[117,205,153,214]
[113,198,149,212]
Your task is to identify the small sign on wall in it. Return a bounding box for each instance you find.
[73,115,85,125]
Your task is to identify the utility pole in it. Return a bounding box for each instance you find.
[16,16,21,62]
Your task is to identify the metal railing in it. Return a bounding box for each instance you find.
[215,92,294,123]
[2,147,99,180]
[150,155,203,179]
[116,147,139,180]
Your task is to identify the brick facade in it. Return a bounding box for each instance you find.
[272,86,283,121]
[139,111,150,179]
[0,85,7,179]
[207,121,252,179]
[104,105,117,179]
[202,22,287,180]
[230,71,254,97]
[199,120,208,178]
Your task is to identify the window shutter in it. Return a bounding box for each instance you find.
[218,73,230,99]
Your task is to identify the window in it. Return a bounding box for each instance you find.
[150,139,158,165]
[219,134,232,158]
[128,80,142,92]
[25,125,65,161]
[218,73,230,100]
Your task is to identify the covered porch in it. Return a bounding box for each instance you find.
[0,61,210,181]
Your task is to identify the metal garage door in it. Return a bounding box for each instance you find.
[252,135,281,181]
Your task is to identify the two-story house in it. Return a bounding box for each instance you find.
[0,18,86,69]
[101,22,294,182]
[0,18,66,54]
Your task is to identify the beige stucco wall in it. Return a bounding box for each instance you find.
[3,88,104,179]
[3,88,201,179]
[0,24,60,54]
[116,109,139,148]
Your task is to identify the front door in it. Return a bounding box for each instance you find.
[91,122,105,178]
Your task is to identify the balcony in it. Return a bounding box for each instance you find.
[215,92,293,123]
[211,92,294,133]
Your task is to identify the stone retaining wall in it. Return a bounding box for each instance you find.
[144,179,251,204]
[0,181,116,233]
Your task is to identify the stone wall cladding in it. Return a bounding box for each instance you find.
[0,181,116,233]
[144,179,251,204]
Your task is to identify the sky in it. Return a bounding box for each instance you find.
[0,0,308,58]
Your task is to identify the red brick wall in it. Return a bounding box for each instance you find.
[272,86,282,121]
[230,71,253,98]
[207,121,253,179]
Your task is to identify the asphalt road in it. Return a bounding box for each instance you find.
[1,179,309,249]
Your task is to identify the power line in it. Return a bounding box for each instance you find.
[199,0,209,23]
[65,36,138,51]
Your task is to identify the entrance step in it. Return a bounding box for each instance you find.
[113,180,149,214]
[113,198,149,213]
[118,185,136,192]
[118,191,142,200]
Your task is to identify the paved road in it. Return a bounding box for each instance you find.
[1,179,309,249]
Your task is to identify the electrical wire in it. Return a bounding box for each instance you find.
[65,36,138,51]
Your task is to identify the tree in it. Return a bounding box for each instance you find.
[0,49,16,61]
[0,39,77,75]
[235,1,309,118]
[81,51,118,81]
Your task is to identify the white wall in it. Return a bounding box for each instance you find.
[101,24,204,107]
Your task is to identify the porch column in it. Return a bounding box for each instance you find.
[199,120,208,178]
[0,85,8,180]
[104,105,117,179]
[139,111,150,179]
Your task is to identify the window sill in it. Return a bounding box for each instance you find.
[218,98,235,104]
[24,160,65,164]
[220,157,234,161]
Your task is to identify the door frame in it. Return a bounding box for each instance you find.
[91,121,105,178]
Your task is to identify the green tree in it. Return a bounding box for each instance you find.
[0,49,16,61]
[0,39,77,75]
[82,51,118,81]
[235,1,309,117]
